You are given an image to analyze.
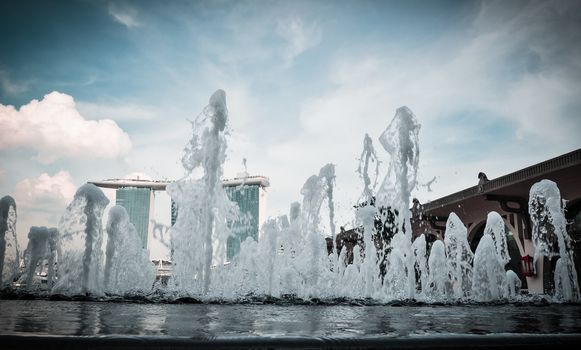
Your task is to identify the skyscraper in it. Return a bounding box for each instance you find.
[90,175,268,260]
[115,187,155,249]
[224,177,268,260]
[167,176,269,261]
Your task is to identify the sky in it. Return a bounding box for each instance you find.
[1,0,580,258]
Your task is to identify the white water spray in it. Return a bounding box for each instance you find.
[444,213,473,299]
[105,206,155,293]
[167,89,238,295]
[0,195,18,288]
[53,184,109,294]
[529,179,580,301]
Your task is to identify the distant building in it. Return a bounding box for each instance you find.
[90,175,269,261]
[223,176,269,260]
[89,178,167,252]
[115,187,154,249]
[411,148,581,295]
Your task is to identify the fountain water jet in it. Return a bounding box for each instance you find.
[7,90,579,307]
[529,179,580,301]
[471,212,513,301]
[24,226,50,290]
[506,270,522,298]
[472,234,507,302]
[0,195,18,288]
[375,106,421,299]
[167,89,238,295]
[426,239,448,299]
[53,184,109,294]
[319,164,336,248]
[376,106,420,237]
[104,206,155,294]
[443,213,473,299]
[412,234,428,294]
[356,133,380,203]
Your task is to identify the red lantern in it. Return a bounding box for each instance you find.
[521,255,535,277]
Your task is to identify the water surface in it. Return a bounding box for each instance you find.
[1,300,580,337]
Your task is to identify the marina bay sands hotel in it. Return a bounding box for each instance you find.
[90,176,269,260]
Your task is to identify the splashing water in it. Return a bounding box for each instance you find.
[471,212,515,302]
[507,270,522,297]
[376,106,420,237]
[444,213,473,299]
[484,212,511,267]
[319,164,336,240]
[24,226,50,290]
[412,234,428,295]
[167,89,238,295]
[204,104,423,302]
[426,239,448,300]
[472,235,506,302]
[529,179,580,301]
[6,90,579,306]
[53,184,109,295]
[105,206,155,294]
[357,133,380,203]
[46,227,59,290]
[0,195,18,288]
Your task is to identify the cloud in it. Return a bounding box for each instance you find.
[0,91,132,164]
[297,0,581,145]
[14,171,76,210]
[276,17,322,65]
[0,70,27,96]
[244,0,581,223]
[77,101,156,121]
[11,171,77,247]
[108,3,140,28]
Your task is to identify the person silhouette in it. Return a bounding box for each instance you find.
[478,172,489,192]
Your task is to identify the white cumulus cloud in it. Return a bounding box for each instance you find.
[12,171,78,247]
[277,17,322,65]
[14,170,77,209]
[0,91,132,164]
[108,3,140,28]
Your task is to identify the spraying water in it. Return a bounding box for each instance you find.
[105,206,155,293]
[471,212,514,301]
[426,239,448,300]
[319,164,336,240]
[24,226,50,290]
[6,90,579,306]
[0,195,18,288]
[46,227,59,289]
[357,133,380,203]
[506,270,522,298]
[485,212,511,267]
[472,234,506,302]
[529,179,580,301]
[167,89,238,295]
[412,234,428,294]
[53,184,109,294]
[298,165,336,298]
[444,213,473,299]
[376,106,420,237]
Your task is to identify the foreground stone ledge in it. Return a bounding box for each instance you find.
[1,334,581,350]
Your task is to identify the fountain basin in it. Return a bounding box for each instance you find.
[1,299,580,349]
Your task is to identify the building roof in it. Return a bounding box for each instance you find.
[89,175,270,191]
[222,175,270,188]
[420,148,581,225]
